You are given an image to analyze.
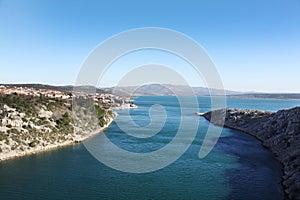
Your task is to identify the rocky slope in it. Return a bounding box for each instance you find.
[0,93,114,161]
[203,107,300,200]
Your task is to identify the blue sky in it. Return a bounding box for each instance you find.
[0,0,300,92]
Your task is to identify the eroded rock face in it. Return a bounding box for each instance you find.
[203,107,300,200]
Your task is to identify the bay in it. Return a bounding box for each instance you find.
[1,96,299,200]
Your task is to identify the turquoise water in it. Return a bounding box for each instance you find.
[1,97,299,200]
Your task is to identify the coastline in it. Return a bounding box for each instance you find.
[202,108,300,200]
[0,114,116,162]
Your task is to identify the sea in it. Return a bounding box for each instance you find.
[1,96,300,200]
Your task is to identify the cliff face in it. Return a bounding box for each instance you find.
[203,107,300,200]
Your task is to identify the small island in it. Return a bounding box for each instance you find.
[203,107,300,200]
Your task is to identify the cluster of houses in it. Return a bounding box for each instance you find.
[0,85,135,110]
[0,85,71,99]
[94,93,135,109]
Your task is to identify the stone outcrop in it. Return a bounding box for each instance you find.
[203,107,300,200]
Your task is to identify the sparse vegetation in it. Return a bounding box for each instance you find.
[0,131,6,141]
[56,112,74,135]
[0,93,113,157]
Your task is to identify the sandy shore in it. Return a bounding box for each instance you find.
[0,116,116,162]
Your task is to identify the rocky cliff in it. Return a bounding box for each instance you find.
[203,107,300,200]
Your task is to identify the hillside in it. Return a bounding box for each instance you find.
[203,108,300,199]
[2,84,109,94]
[0,93,114,161]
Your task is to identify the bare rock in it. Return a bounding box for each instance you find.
[203,107,300,200]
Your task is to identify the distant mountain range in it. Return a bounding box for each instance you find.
[110,84,241,96]
[114,84,300,99]
[227,93,300,100]
[2,83,300,99]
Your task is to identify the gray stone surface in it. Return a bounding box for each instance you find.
[203,107,300,200]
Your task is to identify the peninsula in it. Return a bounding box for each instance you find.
[0,84,136,161]
[203,107,300,200]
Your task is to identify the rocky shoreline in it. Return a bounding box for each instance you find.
[202,107,300,200]
[0,91,135,162]
[0,113,116,162]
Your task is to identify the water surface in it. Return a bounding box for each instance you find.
[1,97,299,199]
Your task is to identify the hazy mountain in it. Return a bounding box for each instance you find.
[228,93,300,100]
[110,84,241,96]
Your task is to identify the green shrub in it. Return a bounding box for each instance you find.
[56,112,74,134]
[11,145,17,150]
[11,128,18,134]
[0,132,6,141]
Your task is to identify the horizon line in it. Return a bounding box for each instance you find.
[1,82,300,94]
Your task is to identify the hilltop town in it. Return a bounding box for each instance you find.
[0,85,137,110]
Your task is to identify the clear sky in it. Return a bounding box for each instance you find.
[0,0,300,92]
